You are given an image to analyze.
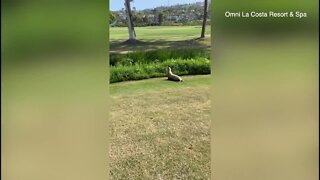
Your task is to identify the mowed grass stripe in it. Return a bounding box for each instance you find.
[110,76,211,179]
[110,75,211,96]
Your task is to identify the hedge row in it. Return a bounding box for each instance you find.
[110,58,210,83]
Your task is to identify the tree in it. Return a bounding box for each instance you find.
[200,0,208,38]
[132,12,144,26]
[110,12,116,22]
[142,16,150,26]
[124,0,136,41]
[158,13,164,25]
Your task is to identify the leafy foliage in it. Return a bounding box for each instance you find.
[110,58,210,83]
[110,12,116,22]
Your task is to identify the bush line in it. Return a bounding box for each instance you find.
[110,58,210,83]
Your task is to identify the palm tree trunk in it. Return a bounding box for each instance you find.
[124,0,135,41]
[201,0,208,38]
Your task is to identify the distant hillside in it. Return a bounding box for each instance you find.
[110,1,211,27]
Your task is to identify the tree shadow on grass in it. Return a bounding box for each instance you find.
[109,37,211,55]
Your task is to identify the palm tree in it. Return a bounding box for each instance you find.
[124,0,136,42]
[200,0,208,38]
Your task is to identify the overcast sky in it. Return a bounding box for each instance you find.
[110,0,204,11]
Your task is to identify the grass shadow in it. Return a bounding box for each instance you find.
[110,37,211,55]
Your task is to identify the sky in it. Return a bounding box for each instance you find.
[110,0,204,11]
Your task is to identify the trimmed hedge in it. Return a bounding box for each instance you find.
[110,58,210,83]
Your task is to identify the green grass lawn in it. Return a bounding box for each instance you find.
[109,25,212,178]
[109,26,211,53]
[110,75,211,179]
[110,26,211,40]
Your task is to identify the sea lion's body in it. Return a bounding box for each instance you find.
[166,67,183,82]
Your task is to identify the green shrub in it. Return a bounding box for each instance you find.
[110,58,210,83]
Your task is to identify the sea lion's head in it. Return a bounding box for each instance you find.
[166,67,172,75]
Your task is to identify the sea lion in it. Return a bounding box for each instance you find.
[166,67,183,82]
